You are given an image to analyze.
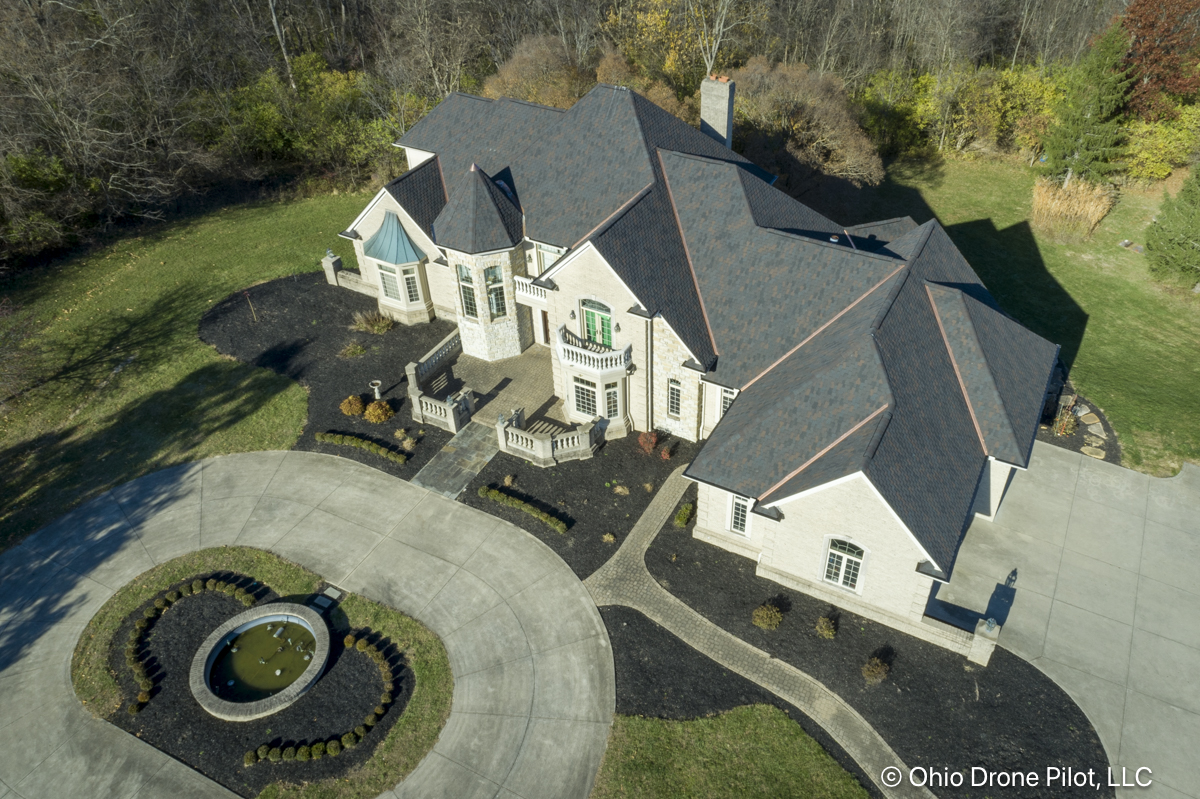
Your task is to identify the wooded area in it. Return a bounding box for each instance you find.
[1,0,1198,267]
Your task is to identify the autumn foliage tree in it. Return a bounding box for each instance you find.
[1121,0,1200,120]
[482,36,595,109]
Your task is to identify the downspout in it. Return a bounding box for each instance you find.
[646,316,654,430]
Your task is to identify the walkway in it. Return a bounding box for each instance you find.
[585,465,935,799]
[940,441,1200,799]
[0,451,614,799]
[429,345,569,430]
[411,421,500,499]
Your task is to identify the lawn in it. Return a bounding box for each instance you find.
[0,194,368,552]
[591,706,869,799]
[828,158,1200,476]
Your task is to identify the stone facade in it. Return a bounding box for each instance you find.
[650,316,702,442]
[450,247,528,362]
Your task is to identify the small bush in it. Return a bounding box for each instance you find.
[314,431,406,464]
[135,618,148,630]
[660,446,671,460]
[214,581,227,591]
[327,740,342,757]
[381,691,393,705]
[398,435,417,452]
[234,587,246,598]
[383,681,394,692]
[340,395,365,416]
[364,400,394,423]
[257,745,270,759]
[311,742,325,759]
[356,638,368,652]
[137,691,150,703]
[637,430,658,455]
[139,677,153,691]
[862,656,890,685]
[613,484,629,495]
[222,582,237,595]
[602,533,616,543]
[479,487,568,534]
[166,591,179,603]
[240,593,255,607]
[751,603,783,631]
[380,666,393,682]
[296,744,310,761]
[365,644,379,657]
[268,747,282,763]
[350,309,394,335]
[341,731,358,748]
[344,634,357,648]
[193,579,205,593]
[815,616,837,640]
[355,725,367,738]
[673,503,693,528]
[244,750,257,767]
[282,746,296,761]
[179,584,192,597]
[127,703,140,715]
[143,607,157,619]
[206,579,217,590]
[153,597,166,610]
[365,712,378,726]
[339,341,368,359]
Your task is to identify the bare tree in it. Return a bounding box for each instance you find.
[683,0,760,76]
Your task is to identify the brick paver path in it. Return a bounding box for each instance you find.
[585,465,936,799]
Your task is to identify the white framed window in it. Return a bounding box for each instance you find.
[457,263,477,319]
[485,265,506,318]
[581,299,613,348]
[825,539,864,590]
[730,495,750,536]
[537,243,562,274]
[721,388,736,416]
[605,381,619,419]
[667,379,682,418]
[403,267,420,303]
[378,263,401,301]
[574,376,597,416]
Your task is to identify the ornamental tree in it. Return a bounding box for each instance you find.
[1122,0,1200,121]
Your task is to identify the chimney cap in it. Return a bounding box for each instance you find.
[707,74,731,83]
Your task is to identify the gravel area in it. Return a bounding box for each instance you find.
[601,605,882,799]
[199,272,456,475]
[110,573,411,797]
[644,485,1112,799]
[460,435,700,580]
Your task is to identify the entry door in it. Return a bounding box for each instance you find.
[541,310,550,345]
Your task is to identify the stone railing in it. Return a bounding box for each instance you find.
[556,325,632,377]
[411,388,475,434]
[406,329,462,390]
[322,253,378,298]
[513,275,547,304]
[495,408,602,468]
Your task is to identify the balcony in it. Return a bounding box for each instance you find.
[556,325,632,380]
[513,275,547,307]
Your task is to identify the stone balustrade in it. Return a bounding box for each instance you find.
[495,408,602,468]
[556,325,632,378]
[513,275,547,304]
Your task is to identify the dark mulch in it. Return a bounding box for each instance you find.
[1036,385,1121,465]
[198,272,456,475]
[459,434,700,580]
[601,605,883,799]
[110,573,412,798]
[644,484,1112,799]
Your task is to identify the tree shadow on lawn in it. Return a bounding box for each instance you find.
[800,160,1088,372]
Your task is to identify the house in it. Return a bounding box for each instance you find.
[334,80,1059,657]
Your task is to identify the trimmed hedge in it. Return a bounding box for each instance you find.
[673,502,693,529]
[477,486,568,534]
[315,432,407,465]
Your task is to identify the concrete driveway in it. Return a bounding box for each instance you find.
[0,451,614,799]
[940,441,1200,799]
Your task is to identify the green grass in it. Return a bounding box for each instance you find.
[591,706,869,799]
[838,158,1200,476]
[70,547,452,799]
[1,194,367,552]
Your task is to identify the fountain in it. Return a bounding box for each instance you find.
[189,603,329,721]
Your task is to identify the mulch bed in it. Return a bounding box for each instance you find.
[1036,385,1121,466]
[110,572,411,798]
[459,434,700,580]
[198,272,456,475]
[644,484,1112,799]
[601,605,882,799]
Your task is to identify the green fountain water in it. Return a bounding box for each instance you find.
[209,620,318,702]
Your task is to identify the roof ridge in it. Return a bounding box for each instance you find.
[758,403,890,501]
[575,183,654,250]
[658,149,719,357]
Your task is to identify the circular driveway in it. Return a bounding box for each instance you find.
[0,451,615,799]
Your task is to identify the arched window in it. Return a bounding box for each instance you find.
[580,299,612,348]
[825,540,864,590]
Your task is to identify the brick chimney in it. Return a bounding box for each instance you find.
[700,75,735,148]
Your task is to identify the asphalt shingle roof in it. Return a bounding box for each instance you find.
[431,165,523,254]
[382,158,446,234]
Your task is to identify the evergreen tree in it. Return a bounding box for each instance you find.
[1040,26,1133,186]
[1145,169,1200,282]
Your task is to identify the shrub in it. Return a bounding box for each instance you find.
[338,341,368,359]
[282,746,296,761]
[356,638,369,652]
[137,691,150,703]
[314,431,406,464]
[143,607,157,619]
[153,597,167,610]
[397,435,417,452]
[350,309,395,335]
[223,583,237,595]
[479,487,568,534]
[244,750,257,767]
[179,584,192,597]
[752,603,783,630]
[139,678,153,691]
[311,742,325,759]
[613,484,629,495]
[327,740,341,757]
[240,594,255,607]
[206,579,216,591]
[673,503,693,528]
[268,747,282,763]
[214,581,227,591]
[660,446,671,460]
[364,712,378,726]
[375,704,386,716]
[258,745,270,760]
[340,395,365,416]
[862,656,890,685]
[815,616,837,640]
[364,400,394,423]
[296,745,310,761]
[381,692,393,705]
[355,725,367,739]
[341,732,358,748]
[234,587,246,598]
[166,591,179,603]
[637,430,658,455]
[127,703,140,715]
[365,644,379,657]
[344,634,357,648]
[192,579,204,593]
[383,681,394,692]
[601,533,616,543]
[380,666,393,682]
[1031,177,1115,240]
[135,618,148,630]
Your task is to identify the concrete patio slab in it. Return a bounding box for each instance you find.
[1042,601,1133,685]
[1133,576,1200,649]
[1118,691,1200,797]
[1053,550,1139,625]
[1063,497,1146,570]
[1140,520,1200,595]
[1128,629,1200,715]
[0,451,613,799]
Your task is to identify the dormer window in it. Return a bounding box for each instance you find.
[581,299,612,348]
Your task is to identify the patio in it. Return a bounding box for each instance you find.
[425,344,570,434]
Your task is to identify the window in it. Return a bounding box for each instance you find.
[730,495,749,535]
[457,263,477,319]
[825,540,864,590]
[581,299,613,348]
[485,266,507,318]
[574,376,597,416]
[537,244,561,274]
[667,379,682,417]
[378,264,401,301]
[605,382,619,419]
[721,388,736,416]
[403,267,420,304]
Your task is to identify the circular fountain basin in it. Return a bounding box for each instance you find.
[189,603,329,722]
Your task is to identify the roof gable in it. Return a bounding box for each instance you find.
[432,165,523,254]
[363,211,425,265]
[382,158,447,235]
